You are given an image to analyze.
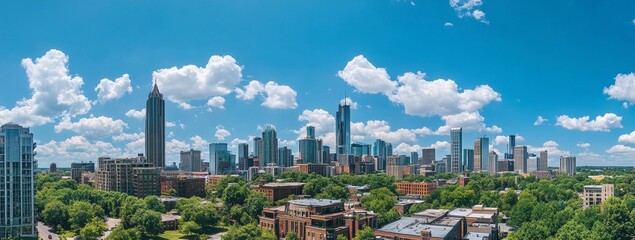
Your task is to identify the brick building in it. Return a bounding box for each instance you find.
[160,174,206,197]
[394,181,436,196]
[251,181,305,202]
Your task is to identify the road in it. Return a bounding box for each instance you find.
[37,221,60,240]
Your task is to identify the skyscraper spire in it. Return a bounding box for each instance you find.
[146,83,165,168]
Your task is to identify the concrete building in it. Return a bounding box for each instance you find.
[322,146,330,164]
[488,151,498,174]
[351,143,371,156]
[299,126,323,164]
[49,162,57,173]
[71,161,95,183]
[463,149,474,172]
[262,125,279,167]
[373,139,388,171]
[539,150,548,171]
[297,163,330,177]
[278,146,293,167]
[421,147,435,165]
[386,155,403,179]
[513,146,528,173]
[410,152,419,165]
[450,128,462,173]
[253,137,262,158]
[237,143,249,170]
[259,199,376,239]
[527,156,539,173]
[160,173,206,198]
[0,123,36,238]
[179,149,202,172]
[560,155,576,175]
[251,181,305,202]
[145,83,165,168]
[582,184,614,209]
[95,156,160,197]
[394,181,436,196]
[474,137,489,172]
[336,101,351,155]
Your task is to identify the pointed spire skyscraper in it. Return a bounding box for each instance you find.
[146,82,165,168]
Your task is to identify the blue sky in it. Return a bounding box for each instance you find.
[1,1,635,167]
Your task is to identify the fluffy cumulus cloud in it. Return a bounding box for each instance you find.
[555,113,622,132]
[340,98,358,109]
[449,0,488,23]
[577,142,591,148]
[606,144,635,154]
[352,120,419,143]
[493,135,525,146]
[0,49,91,126]
[235,80,298,109]
[534,116,547,126]
[295,109,335,139]
[215,125,231,140]
[604,73,635,107]
[113,132,144,142]
[338,56,501,134]
[618,131,635,144]
[393,141,450,156]
[527,140,571,163]
[37,136,122,166]
[207,96,225,110]
[152,55,242,108]
[337,55,396,94]
[444,22,454,27]
[94,74,132,103]
[190,135,209,150]
[54,116,127,139]
[125,108,145,120]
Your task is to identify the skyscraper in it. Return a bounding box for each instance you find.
[539,150,548,171]
[410,152,419,165]
[145,83,165,168]
[560,155,576,175]
[386,143,393,156]
[508,135,516,155]
[474,136,489,171]
[262,125,278,166]
[527,156,539,173]
[463,149,474,171]
[513,145,528,173]
[351,143,371,156]
[179,149,202,172]
[253,137,262,157]
[322,146,330,164]
[336,101,351,154]
[450,127,462,173]
[488,151,498,174]
[373,139,387,171]
[0,123,36,237]
[421,148,435,165]
[278,146,293,167]
[209,143,228,175]
[238,143,249,170]
[299,126,322,163]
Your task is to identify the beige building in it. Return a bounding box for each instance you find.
[95,156,161,197]
[582,184,614,208]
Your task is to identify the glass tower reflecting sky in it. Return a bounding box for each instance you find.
[336,102,351,155]
[145,83,165,168]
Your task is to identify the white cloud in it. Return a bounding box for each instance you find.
[619,131,635,144]
[125,108,145,120]
[178,102,194,110]
[576,142,591,148]
[235,80,298,109]
[295,109,335,139]
[37,136,122,167]
[190,135,209,150]
[54,116,127,139]
[0,49,91,126]
[340,98,358,109]
[337,55,396,94]
[125,137,145,156]
[166,139,191,163]
[435,111,502,134]
[215,125,231,140]
[444,22,454,27]
[527,140,570,163]
[230,137,250,153]
[207,96,225,109]
[152,55,242,108]
[606,144,635,154]
[166,121,176,127]
[555,113,623,132]
[94,74,132,103]
[394,143,424,155]
[604,73,635,107]
[534,116,547,126]
[449,0,488,23]
[430,141,451,149]
[352,120,418,143]
[280,140,296,147]
[113,132,144,142]
[493,135,525,146]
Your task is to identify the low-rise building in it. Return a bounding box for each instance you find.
[395,181,436,196]
[160,174,206,198]
[582,184,614,209]
[161,214,182,230]
[251,181,305,202]
[71,161,95,183]
[95,156,160,198]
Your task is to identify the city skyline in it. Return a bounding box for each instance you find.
[1,1,635,167]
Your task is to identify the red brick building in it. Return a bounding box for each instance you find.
[160,175,206,197]
[251,182,305,202]
[394,181,436,196]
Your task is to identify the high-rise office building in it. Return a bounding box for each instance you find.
[373,139,387,171]
[488,151,498,174]
[322,146,330,164]
[336,101,351,154]
[513,146,528,173]
[262,125,278,166]
[410,152,419,165]
[527,156,539,173]
[71,162,95,183]
[179,149,202,172]
[421,148,435,165]
[299,126,322,164]
[209,143,228,175]
[238,143,249,170]
[539,150,548,171]
[278,147,294,167]
[253,137,262,157]
[463,149,474,172]
[508,135,516,156]
[145,83,165,168]
[351,143,371,156]
[474,137,489,171]
[560,155,576,175]
[386,143,393,156]
[0,123,36,237]
[450,127,463,173]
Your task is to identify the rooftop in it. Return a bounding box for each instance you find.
[161,214,182,222]
[288,199,342,207]
[448,208,473,217]
[377,217,453,238]
[463,232,490,240]
[262,182,305,187]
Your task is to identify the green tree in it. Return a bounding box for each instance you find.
[286,231,299,240]
[353,226,375,240]
[42,200,69,230]
[315,184,349,200]
[168,188,178,197]
[336,234,348,240]
[131,209,163,237]
[261,229,278,240]
[551,220,592,240]
[144,195,166,213]
[106,226,141,240]
[246,191,271,219]
[79,217,106,240]
[69,201,105,229]
[222,223,263,240]
[179,221,202,236]
[223,184,250,208]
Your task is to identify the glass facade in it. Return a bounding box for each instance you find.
[145,84,165,168]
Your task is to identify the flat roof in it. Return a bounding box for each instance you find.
[161,214,182,222]
[463,232,490,240]
[412,209,448,219]
[448,208,473,217]
[377,217,453,238]
[396,199,425,205]
[263,182,305,187]
[289,199,342,207]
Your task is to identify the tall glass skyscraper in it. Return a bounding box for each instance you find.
[209,143,228,175]
[373,139,387,171]
[0,123,36,238]
[336,102,351,154]
[253,137,262,157]
[237,143,249,170]
[278,146,293,167]
[474,136,489,171]
[299,126,322,163]
[351,143,371,156]
[145,83,165,168]
[450,127,462,173]
[262,125,278,166]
